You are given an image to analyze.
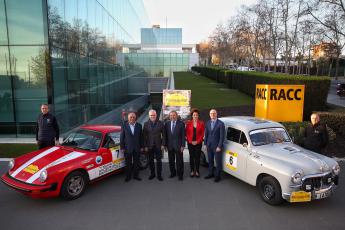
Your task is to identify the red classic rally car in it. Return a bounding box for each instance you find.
[1,125,126,200]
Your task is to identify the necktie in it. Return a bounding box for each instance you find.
[171,121,176,133]
[211,121,215,130]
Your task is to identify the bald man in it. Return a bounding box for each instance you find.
[304,113,329,154]
[204,109,225,182]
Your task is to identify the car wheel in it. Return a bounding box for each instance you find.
[60,171,87,200]
[200,151,208,167]
[139,153,149,170]
[258,176,284,205]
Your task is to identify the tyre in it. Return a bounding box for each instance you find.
[60,171,88,200]
[200,151,208,167]
[258,176,284,205]
[138,153,149,170]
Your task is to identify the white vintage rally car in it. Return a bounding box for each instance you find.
[202,116,340,205]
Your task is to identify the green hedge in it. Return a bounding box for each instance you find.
[282,122,336,146]
[192,66,330,120]
[317,112,345,137]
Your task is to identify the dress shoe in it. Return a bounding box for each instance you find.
[157,176,163,181]
[195,172,200,178]
[169,174,176,178]
[204,174,214,179]
[134,176,142,181]
[190,172,194,178]
[214,177,221,182]
[148,175,155,180]
[125,177,131,182]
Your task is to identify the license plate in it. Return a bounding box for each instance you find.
[290,191,311,202]
[315,190,331,199]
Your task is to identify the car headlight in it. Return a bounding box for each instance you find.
[332,164,340,176]
[8,159,15,171]
[291,171,303,184]
[39,170,48,183]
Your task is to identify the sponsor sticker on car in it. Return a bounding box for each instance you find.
[23,164,39,174]
[225,151,238,171]
[290,191,311,202]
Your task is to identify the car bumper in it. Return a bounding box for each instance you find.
[1,172,58,198]
[283,183,338,202]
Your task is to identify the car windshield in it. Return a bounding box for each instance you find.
[249,128,291,146]
[62,129,102,151]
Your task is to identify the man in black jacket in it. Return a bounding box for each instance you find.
[143,109,166,181]
[36,104,59,149]
[304,113,329,154]
[120,112,143,182]
[164,111,185,180]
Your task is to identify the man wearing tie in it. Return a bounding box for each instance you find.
[204,109,225,182]
[164,111,185,180]
[143,109,166,181]
[120,112,143,182]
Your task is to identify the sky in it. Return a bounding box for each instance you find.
[142,0,257,44]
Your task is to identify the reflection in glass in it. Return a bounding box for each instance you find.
[0,47,14,122]
[6,0,46,45]
[0,0,8,45]
[10,46,48,122]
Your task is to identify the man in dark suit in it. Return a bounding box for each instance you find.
[164,111,185,180]
[120,112,143,182]
[143,109,166,181]
[204,109,225,182]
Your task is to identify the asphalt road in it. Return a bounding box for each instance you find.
[327,80,345,107]
[0,161,344,230]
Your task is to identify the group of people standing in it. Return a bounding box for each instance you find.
[120,108,225,183]
[35,104,329,184]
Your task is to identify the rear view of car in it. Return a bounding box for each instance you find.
[336,83,345,97]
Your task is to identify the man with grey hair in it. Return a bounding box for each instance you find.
[304,113,329,154]
[143,109,166,181]
[204,109,225,182]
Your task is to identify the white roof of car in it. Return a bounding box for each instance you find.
[219,116,285,133]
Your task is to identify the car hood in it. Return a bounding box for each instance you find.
[9,146,87,184]
[252,143,336,175]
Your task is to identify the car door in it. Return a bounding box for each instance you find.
[103,132,125,171]
[223,126,250,180]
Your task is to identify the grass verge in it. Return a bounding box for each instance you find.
[174,71,253,109]
[0,144,37,158]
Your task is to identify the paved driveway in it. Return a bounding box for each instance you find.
[0,162,344,230]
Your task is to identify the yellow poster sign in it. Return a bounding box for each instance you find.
[163,90,191,119]
[255,84,305,122]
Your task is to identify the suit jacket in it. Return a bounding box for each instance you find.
[120,122,143,154]
[185,120,205,144]
[164,120,185,151]
[204,119,225,151]
[143,119,166,148]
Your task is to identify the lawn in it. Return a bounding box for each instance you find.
[174,71,253,109]
[0,144,37,158]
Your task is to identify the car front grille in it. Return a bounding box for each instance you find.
[302,173,334,191]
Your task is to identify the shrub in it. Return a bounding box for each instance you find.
[281,122,336,146]
[193,66,330,120]
[317,111,345,137]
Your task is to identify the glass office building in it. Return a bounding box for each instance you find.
[124,27,198,77]
[141,28,182,46]
[0,0,150,136]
